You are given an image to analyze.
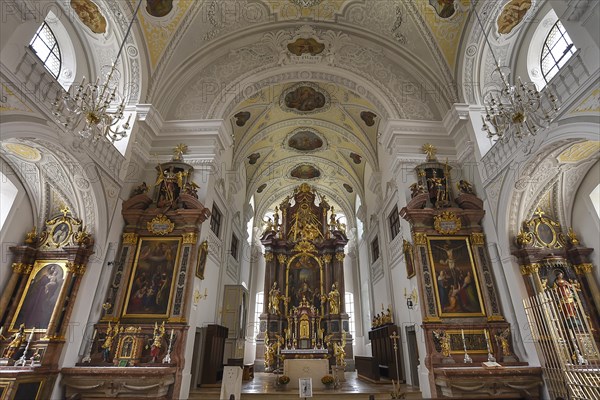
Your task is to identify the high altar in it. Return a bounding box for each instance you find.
[256,183,352,374]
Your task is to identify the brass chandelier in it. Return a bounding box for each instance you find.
[473,4,559,141]
[51,0,142,143]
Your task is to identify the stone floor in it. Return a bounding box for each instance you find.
[188,371,422,399]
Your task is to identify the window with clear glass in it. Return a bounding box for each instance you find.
[0,172,18,231]
[388,206,400,240]
[371,236,380,263]
[541,20,576,83]
[30,21,62,79]
[590,184,600,218]
[230,233,239,260]
[210,204,222,237]
[345,292,356,337]
[254,291,264,337]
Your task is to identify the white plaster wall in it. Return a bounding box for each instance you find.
[571,160,600,283]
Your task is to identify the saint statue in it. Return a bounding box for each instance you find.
[4,324,25,359]
[427,170,446,204]
[327,283,340,315]
[553,272,577,318]
[150,321,165,363]
[268,282,282,315]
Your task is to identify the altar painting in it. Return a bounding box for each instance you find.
[11,260,68,332]
[286,255,322,309]
[123,237,181,318]
[428,237,485,317]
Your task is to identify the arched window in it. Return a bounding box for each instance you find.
[30,21,62,79]
[590,184,600,219]
[0,171,18,231]
[254,291,264,337]
[345,292,356,337]
[540,20,576,83]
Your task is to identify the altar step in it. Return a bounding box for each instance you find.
[188,372,421,400]
[188,391,421,400]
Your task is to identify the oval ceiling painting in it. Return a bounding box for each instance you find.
[281,82,330,114]
[288,130,324,152]
[71,0,107,34]
[290,164,321,180]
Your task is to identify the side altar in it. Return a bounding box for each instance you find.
[256,184,352,374]
[60,145,211,399]
[0,208,94,400]
[400,145,543,398]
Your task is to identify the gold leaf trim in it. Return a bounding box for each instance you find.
[122,233,139,245]
[147,214,175,235]
[433,211,461,235]
[182,232,198,244]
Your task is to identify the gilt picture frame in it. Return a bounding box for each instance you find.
[122,237,181,319]
[10,260,69,332]
[427,236,485,317]
[196,240,209,280]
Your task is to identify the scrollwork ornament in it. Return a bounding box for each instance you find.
[516,229,533,248]
[413,232,427,245]
[182,232,198,244]
[573,263,593,274]
[264,252,274,262]
[277,254,287,265]
[335,252,345,262]
[122,233,139,245]
[470,233,485,245]
[322,254,332,264]
[433,211,462,235]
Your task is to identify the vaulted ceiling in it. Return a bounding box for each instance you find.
[46,0,526,216]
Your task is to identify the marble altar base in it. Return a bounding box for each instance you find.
[61,366,177,399]
[283,359,328,389]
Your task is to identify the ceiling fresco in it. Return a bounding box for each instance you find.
[70,0,107,34]
[230,81,379,216]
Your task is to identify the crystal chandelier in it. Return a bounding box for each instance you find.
[473,5,559,141]
[51,0,142,143]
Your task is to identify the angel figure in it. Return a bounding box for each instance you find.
[333,330,347,367]
[4,324,25,359]
[264,335,275,370]
[150,321,165,363]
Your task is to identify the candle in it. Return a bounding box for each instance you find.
[461,329,465,342]
[0,326,3,337]
[484,330,490,351]
[92,328,97,341]
[29,327,35,341]
[169,329,174,342]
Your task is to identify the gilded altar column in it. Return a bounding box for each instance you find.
[573,263,600,314]
[0,263,33,323]
[335,252,346,314]
[520,263,544,293]
[277,254,287,315]
[263,252,274,314]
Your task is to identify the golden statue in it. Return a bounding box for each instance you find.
[4,324,25,359]
[333,330,347,367]
[264,335,274,369]
[102,322,119,362]
[495,328,512,357]
[24,227,37,244]
[327,283,340,315]
[268,282,283,315]
[172,143,188,161]
[427,170,446,204]
[433,330,450,358]
[150,322,165,363]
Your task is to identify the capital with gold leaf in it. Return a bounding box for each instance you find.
[182,232,198,244]
[412,232,427,245]
[122,232,139,245]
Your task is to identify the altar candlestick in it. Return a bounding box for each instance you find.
[461,329,465,342]
[484,330,490,350]
[0,326,3,337]
[29,327,35,341]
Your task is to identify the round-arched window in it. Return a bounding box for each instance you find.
[29,21,62,79]
[541,20,576,83]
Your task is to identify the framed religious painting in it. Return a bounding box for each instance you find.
[403,240,415,278]
[196,240,208,280]
[10,260,69,332]
[427,236,486,317]
[122,237,182,319]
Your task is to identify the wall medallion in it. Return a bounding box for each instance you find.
[147,214,175,235]
[287,38,325,56]
[434,211,461,235]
